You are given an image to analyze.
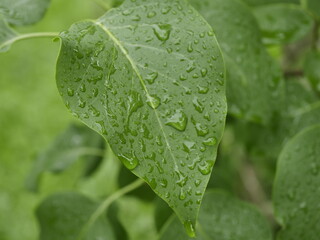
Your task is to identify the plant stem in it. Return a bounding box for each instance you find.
[78,178,145,240]
[0,32,60,50]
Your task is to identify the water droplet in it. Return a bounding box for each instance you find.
[166,110,188,131]
[195,123,208,136]
[179,188,186,200]
[176,170,188,187]
[161,6,172,14]
[184,220,196,238]
[118,152,139,170]
[183,141,196,153]
[203,137,217,146]
[197,85,209,94]
[201,68,208,77]
[67,88,74,97]
[153,24,172,42]
[198,160,214,175]
[147,95,161,109]
[193,97,204,113]
[145,72,158,84]
[160,179,168,188]
[147,11,156,18]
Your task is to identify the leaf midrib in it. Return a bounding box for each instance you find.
[92,20,179,170]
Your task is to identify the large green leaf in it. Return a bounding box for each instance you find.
[26,124,105,192]
[0,0,50,26]
[190,0,285,124]
[0,16,17,52]
[253,4,313,45]
[304,50,320,93]
[56,0,226,235]
[36,192,115,240]
[159,190,272,240]
[273,125,320,240]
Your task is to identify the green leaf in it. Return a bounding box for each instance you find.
[36,192,115,240]
[304,50,320,93]
[242,0,299,6]
[0,0,50,26]
[0,16,17,52]
[56,0,227,234]
[273,125,320,240]
[159,190,272,240]
[303,0,320,18]
[26,124,104,192]
[190,0,285,124]
[253,4,313,45]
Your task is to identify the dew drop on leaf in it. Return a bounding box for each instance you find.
[165,110,188,131]
[153,24,172,42]
[117,152,139,170]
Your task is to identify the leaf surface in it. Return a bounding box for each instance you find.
[0,0,50,26]
[56,0,227,234]
[26,124,104,192]
[159,190,272,240]
[0,16,17,52]
[273,125,320,240]
[304,50,320,93]
[190,0,285,124]
[253,4,313,45]
[36,192,115,240]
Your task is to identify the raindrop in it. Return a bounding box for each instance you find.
[184,220,195,238]
[165,110,188,131]
[146,95,161,109]
[118,152,139,170]
[198,160,214,175]
[153,24,172,42]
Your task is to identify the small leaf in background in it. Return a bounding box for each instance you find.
[56,0,227,234]
[0,0,50,26]
[303,0,320,19]
[253,4,313,45]
[159,190,272,240]
[117,196,158,240]
[190,0,285,124]
[154,197,173,231]
[304,50,320,94]
[0,16,17,52]
[36,192,115,240]
[273,125,320,240]
[26,123,105,192]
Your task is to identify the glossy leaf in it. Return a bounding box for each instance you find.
[0,16,17,52]
[190,0,285,124]
[159,190,272,240]
[0,0,50,26]
[273,125,320,240]
[253,4,313,45]
[36,192,115,240]
[26,124,105,192]
[56,0,226,234]
[304,50,320,93]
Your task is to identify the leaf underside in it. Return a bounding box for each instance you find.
[56,0,227,233]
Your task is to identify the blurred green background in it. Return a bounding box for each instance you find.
[0,0,105,239]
